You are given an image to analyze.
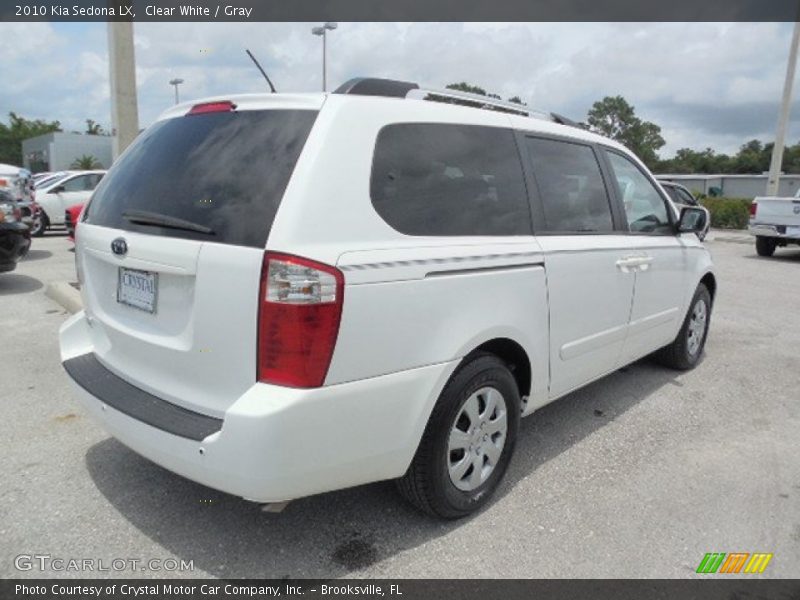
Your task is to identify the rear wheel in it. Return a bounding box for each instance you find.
[653,284,711,370]
[397,353,520,519]
[755,236,776,257]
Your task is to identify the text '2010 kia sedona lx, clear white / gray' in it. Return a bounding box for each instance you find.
[59,78,714,518]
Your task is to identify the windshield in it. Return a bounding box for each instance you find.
[84,109,318,248]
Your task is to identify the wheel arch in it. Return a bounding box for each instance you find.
[465,337,532,402]
[699,271,716,304]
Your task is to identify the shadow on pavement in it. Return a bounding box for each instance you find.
[743,248,800,262]
[22,249,53,262]
[85,358,681,578]
[0,273,43,296]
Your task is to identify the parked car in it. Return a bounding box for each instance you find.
[34,170,105,236]
[60,79,714,518]
[0,190,31,272]
[749,187,800,256]
[0,163,28,201]
[659,180,699,207]
[658,181,709,240]
[65,202,84,241]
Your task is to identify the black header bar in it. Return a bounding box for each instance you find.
[2,0,800,22]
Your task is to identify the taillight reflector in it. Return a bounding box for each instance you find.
[187,101,237,115]
[257,252,344,388]
[749,202,757,217]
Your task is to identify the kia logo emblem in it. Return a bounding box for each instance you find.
[111,238,128,256]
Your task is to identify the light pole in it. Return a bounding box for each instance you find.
[766,22,800,196]
[169,78,184,105]
[311,22,337,92]
[107,21,140,160]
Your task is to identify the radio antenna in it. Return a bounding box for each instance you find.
[245,49,276,93]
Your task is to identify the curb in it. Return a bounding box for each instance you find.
[708,236,752,245]
[707,230,751,245]
[46,281,83,314]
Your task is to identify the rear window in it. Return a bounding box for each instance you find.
[370,123,531,236]
[85,109,317,248]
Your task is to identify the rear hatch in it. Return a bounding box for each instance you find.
[753,196,800,228]
[78,97,320,417]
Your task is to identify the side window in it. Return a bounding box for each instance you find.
[88,173,104,189]
[525,137,614,233]
[605,152,672,234]
[663,185,681,204]
[676,187,697,206]
[370,123,531,236]
[61,175,90,192]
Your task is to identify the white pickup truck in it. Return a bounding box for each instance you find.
[749,189,800,256]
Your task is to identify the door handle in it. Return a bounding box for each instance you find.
[616,254,653,273]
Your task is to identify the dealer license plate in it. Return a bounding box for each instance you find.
[117,267,157,313]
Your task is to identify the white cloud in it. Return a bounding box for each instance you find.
[0,21,798,156]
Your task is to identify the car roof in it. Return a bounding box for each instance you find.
[154,91,626,156]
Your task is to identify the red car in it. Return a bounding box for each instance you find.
[65,203,84,241]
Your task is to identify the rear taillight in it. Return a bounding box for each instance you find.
[257,252,344,388]
[750,201,757,217]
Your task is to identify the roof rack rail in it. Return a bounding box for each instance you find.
[333,77,419,98]
[407,88,547,119]
[333,77,578,127]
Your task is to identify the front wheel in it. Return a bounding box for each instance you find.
[755,236,776,257]
[30,212,47,237]
[653,283,712,370]
[396,353,520,519]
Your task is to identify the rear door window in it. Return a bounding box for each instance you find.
[370,123,531,236]
[524,137,614,233]
[84,109,317,248]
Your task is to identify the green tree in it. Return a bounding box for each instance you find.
[445,82,502,99]
[507,96,526,105]
[70,154,103,169]
[0,112,61,166]
[585,96,665,168]
[85,119,105,135]
[446,82,488,96]
[731,140,769,174]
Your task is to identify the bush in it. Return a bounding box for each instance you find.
[699,197,751,230]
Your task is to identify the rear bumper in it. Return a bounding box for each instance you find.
[748,223,800,240]
[0,222,31,271]
[59,311,457,503]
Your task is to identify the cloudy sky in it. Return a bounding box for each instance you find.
[1,21,798,157]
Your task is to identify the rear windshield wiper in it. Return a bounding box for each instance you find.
[122,209,215,235]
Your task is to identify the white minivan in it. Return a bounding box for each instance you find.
[60,78,714,518]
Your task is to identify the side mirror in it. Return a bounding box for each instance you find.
[678,206,709,241]
[50,185,65,194]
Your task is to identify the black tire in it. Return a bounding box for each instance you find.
[396,353,521,519]
[653,284,712,370]
[755,236,776,257]
[31,212,48,237]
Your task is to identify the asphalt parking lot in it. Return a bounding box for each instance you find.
[1,231,798,579]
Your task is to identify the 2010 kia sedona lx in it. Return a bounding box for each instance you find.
[59,78,714,518]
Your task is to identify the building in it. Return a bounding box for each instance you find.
[21,132,113,173]
[657,174,800,199]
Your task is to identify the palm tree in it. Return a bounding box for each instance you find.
[85,119,105,135]
[70,154,103,169]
